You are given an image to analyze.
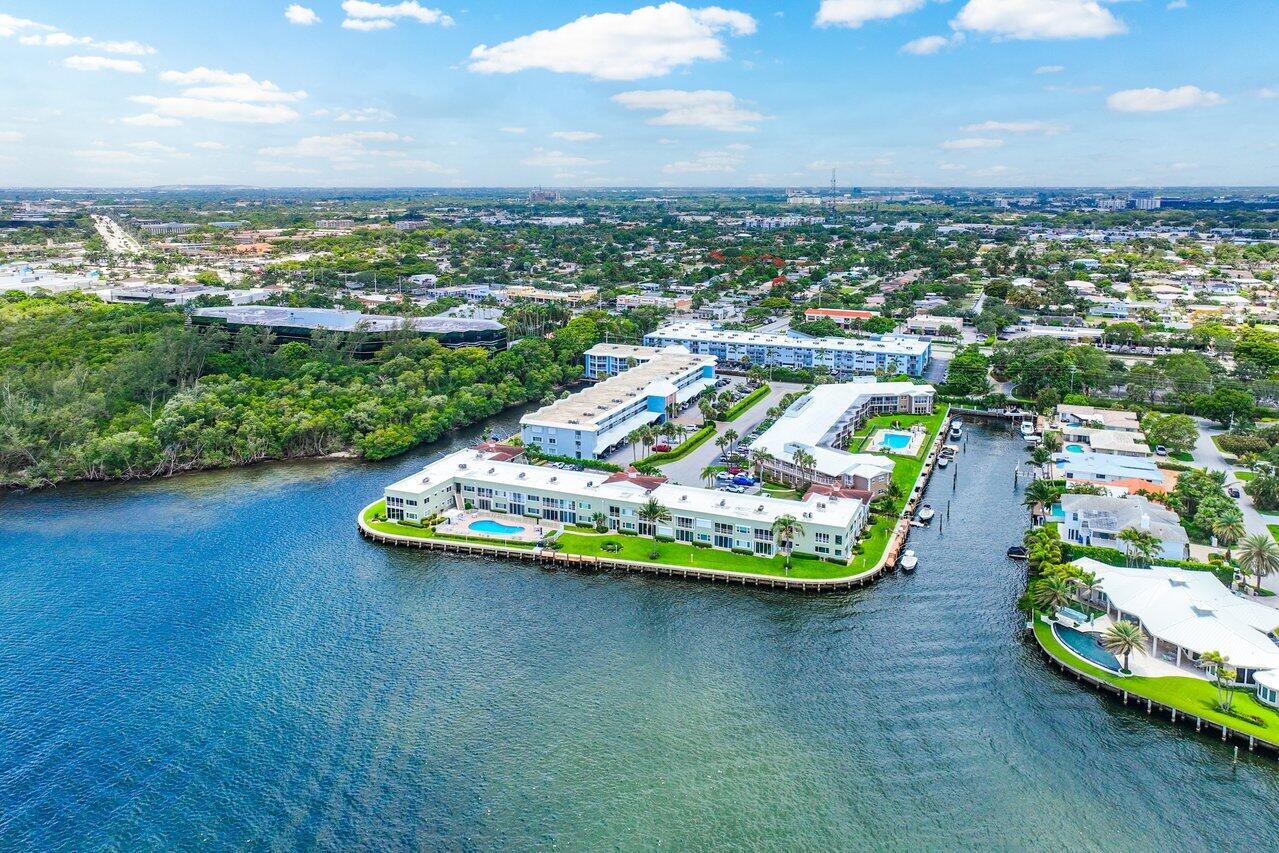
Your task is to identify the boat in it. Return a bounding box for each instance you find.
[949,424,962,441]
[1006,545,1028,561]
[917,504,935,523]
[1023,434,1041,446]
[941,444,958,457]
[937,456,950,469]
[1020,419,1036,437]
[899,549,918,572]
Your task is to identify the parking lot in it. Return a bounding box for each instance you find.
[601,376,760,468]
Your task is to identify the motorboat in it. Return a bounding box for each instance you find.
[1023,434,1041,446]
[917,504,935,523]
[949,424,963,441]
[941,444,959,457]
[1006,545,1028,561]
[1020,419,1036,437]
[899,549,918,572]
[937,456,950,469]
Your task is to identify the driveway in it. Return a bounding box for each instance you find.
[658,381,804,486]
[1190,417,1279,594]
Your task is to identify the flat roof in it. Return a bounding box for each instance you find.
[647,322,930,356]
[521,352,713,430]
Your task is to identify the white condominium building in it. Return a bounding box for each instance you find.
[643,322,931,377]
[583,343,679,379]
[752,381,936,493]
[384,444,868,561]
[520,349,716,459]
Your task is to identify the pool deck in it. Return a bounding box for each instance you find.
[436,509,560,543]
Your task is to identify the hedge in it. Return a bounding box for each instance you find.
[723,384,771,421]
[639,424,716,465]
[1062,542,1233,586]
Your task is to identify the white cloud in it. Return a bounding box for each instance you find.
[259,130,409,161]
[816,0,925,29]
[194,141,227,150]
[1035,64,1065,74]
[335,107,396,122]
[63,56,145,73]
[940,137,1005,149]
[901,34,953,55]
[253,160,319,174]
[0,13,55,38]
[657,137,679,145]
[807,155,893,170]
[663,148,744,173]
[951,0,1126,40]
[468,3,756,81]
[160,68,307,103]
[1259,88,1278,100]
[341,1,453,31]
[521,148,607,168]
[388,158,457,174]
[20,31,155,54]
[962,120,1066,135]
[121,113,182,127]
[128,141,189,158]
[499,126,526,134]
[285,4,322,25]
[1167,0,1188,9]
[74,148,148,165]
[0,131,25,142]
[131,96,300,124]
[1106,85,1225,112]
[551,130,602,142]
[612,89,764,132]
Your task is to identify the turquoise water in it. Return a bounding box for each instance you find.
[881,431,912,451]
[1065,444,1085,453]
[3,417,1279,848]
[469,519,525,535]
[1054,623,1124,672]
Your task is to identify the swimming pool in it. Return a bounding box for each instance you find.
[881,431,913,451]
[1052,623,1124,673]
[1065,444,1085,454]
[468,519,526,536]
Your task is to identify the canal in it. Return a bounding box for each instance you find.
[2,417,1277,849]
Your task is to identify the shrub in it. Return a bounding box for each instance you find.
[619,529,638,536]
[693,541,711,548]
[655,534,675,543]
[601,541,622,553]
[647,549,661,560]
[1216,433,1271,457]
[731,547,754,555]
[573,522,594,529]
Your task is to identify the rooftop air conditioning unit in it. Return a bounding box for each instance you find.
[487,468,495,474]
[458,463,468,470]
[518,472,526,479]
[550,476,558,483]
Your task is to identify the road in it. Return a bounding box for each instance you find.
[658,382,805,486]
[92,215,142,255]
[1189,417,1279,595]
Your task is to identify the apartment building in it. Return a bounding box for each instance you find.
[643,322,931,377]
[520,349,716,459]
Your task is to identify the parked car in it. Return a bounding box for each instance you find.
[732,475,755,486]
[652,443,672,453]
[1154,445,1168,457]
[1229,487,1242,499]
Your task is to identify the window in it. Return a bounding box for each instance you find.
[815,546,829,554]
[753,541,772,556]
[815,532,830,544]
[713,534,733,549]
[676,529,694,543]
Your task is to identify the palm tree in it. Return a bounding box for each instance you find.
[1029,446,1051,475]
[1118,527,1160,567]
[1199,650,1238,711]
[790,448,816,487]
[722,428,739,456]
[698,397,715,424]
[1071,570,1101,606]
[715,434,732,457]
[1236,533,1279,594]
[772,514,803,572]
[1022,478,1062,519]
[1101,619,1147,673]
[749,449,775,481]
[626,428,644,461]
[590,511,607,532]
[1030,576,1072,613]
[1211,517,1246,563]
[700,465,719,487]
[636,497,671,537]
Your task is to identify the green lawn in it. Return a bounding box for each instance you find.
[361,501,536,549]
[1033,617,1279,743]
[1268,524,1279,544]
[1236,470,1256,482]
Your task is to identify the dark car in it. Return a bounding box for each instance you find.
[1228,487,1242,499]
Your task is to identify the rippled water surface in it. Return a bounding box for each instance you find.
[3,417,1279,850]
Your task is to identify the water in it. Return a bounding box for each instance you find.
[1054,623,1123,673]
[467,519,525,536]
[880,431,912,451]
[1065,444,1085,454]
[4,419,1279,850]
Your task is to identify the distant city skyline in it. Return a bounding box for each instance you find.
[1,1,1276,188]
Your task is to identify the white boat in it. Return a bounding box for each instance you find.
[917,504,935,523]
[949,425,963,441]
[1023,434,1041,446]
[1020,419,1036,436]
[899,550,918,572]
[937,456,950,468]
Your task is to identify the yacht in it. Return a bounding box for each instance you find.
[937,456,950,469]
[949,424,963,441]
[1020,419,1036,437]
[898,549,918,572]
[917,504,935,523]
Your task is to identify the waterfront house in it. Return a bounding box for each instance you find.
[1055,404,1142,432]
[1059,493,1189,561]
[1053,451,1165,493]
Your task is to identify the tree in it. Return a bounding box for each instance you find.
[1030,575,1072,613]
[749,449,774,481]
[636,497,671,536]
[591,511,608,533]
[790,448,816,487]
[1236,533,1279,594]
[1022,478,1063,518]
[771,514,803,572]
[1211,517,1245,563]
[1118,527,1160,567]
[943,345,991,397]
[1244,465,1279,512]
[1140,412,1197,455]
[1196,386,1255,428]
[626,428,645,461]
[1198,650,1238,711]
[1101,620,1147,673]
[722,428,739,455]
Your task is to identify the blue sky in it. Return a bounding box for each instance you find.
[0,1,1275,188]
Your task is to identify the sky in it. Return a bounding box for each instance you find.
[0,0,1276,188]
